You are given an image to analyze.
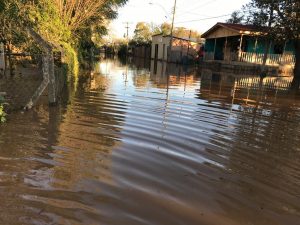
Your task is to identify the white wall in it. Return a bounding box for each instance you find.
[151,35,170,61]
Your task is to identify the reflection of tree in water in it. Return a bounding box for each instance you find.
[0,105,64,224]
[0,62,127,224]
[131,57,150,71]
[48,68,126,190]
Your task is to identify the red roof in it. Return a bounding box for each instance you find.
[202,22,265,38]
[218,23,263,32]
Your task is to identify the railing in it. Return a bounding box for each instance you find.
[240,52,295,66]
[236,77,293,90]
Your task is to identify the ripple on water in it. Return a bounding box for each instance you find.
[0,59,300,225]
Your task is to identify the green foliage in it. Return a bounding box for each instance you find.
[61,42,79,78]
[130,21,202,46]
[0,0,128,75]
[133,22,153,44]
[241,0,300,40]
[226,11,244,24]
[160,22,172,35]
[0,96,6,123]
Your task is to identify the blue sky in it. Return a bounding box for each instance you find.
[110,0,250,38]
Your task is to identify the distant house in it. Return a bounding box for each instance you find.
[151,34,201,63]
[201,23,296,66]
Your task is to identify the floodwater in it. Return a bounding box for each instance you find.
[1,58,300,225]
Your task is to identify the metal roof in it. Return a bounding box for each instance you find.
[201,22,265,38]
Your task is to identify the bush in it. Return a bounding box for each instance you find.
[0,96,6,123]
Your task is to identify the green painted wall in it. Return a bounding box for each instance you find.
[204,39,215,52]
[285,41,295,54]
[205,36,295,56]
[245,37,270,54]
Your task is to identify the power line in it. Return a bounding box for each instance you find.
[176,0,217,17]
[175,13,232,24]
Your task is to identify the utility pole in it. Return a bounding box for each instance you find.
[167,0,177,63]
[123,22,131,40]
[187,30,192,58]
[123,22,133,41]
[123,22,132,57]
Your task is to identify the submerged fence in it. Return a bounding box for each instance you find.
[0,53,66,110]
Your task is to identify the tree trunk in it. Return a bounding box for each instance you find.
[261,39,271,75]
[291,39,300,89]
[261,3,274,75]
[7,42,13,77]
[3,43,7,77]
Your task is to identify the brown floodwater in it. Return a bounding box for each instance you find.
[1,58,300,225]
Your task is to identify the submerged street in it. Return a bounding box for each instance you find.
[0,58,300,225]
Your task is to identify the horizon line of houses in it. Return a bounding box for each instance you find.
[145,22,296,68]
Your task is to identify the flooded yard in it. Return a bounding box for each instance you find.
[0,58,300,225]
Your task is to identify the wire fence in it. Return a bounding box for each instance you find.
[0,52,66,111]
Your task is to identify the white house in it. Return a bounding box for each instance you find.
[151,34,201,63]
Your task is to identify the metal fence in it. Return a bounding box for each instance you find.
[0,53,66,111]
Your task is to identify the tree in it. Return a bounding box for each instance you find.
[0,0,128,73]
[226,11,244,24]
[173,27,202,42]
[133,22,152,44]
[160,22,171,35]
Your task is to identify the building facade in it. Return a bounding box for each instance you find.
[151,34,201,63]
[202,23,296,66]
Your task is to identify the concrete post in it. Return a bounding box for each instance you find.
[238,34,244,61]
[25,27,57,109]
[48,51,56,105]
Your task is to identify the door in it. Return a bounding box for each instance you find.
[154,44,159,60]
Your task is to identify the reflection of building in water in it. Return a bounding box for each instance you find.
[199,69,294,106]
[150,60,200,88]
[131,57,151,70]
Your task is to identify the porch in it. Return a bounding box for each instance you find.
[204,50,296,66]
[202,23,296,67]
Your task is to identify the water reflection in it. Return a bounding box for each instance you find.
[0,58,300,225]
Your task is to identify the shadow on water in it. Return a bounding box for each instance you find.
[0,57,300,225]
